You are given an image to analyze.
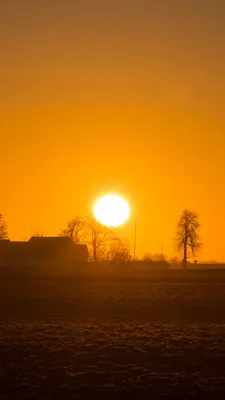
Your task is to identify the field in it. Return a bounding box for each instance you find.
[1,270,225,398]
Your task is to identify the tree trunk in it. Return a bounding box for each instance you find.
[93,236,97,261]
[183,235,187,269]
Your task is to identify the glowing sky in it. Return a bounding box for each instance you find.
[1,0,225,260]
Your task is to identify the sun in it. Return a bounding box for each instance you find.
[93,194,130,227]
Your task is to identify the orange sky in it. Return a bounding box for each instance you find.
[1,0,225,261]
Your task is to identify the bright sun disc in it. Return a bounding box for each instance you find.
[94,194,130,227]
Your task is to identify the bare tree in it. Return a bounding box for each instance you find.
[59,216,86,244]
[106,238,132,262]
[84,217,116,261]
[60,215,126,261]
[176,210,201,268]
[0,214,8,240]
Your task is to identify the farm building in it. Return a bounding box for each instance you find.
[0,236,88,267]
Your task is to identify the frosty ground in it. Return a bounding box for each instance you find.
[1,271,225,398]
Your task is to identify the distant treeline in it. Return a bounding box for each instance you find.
[0,209,202,267]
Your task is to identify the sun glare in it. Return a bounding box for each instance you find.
[94,194,130,227]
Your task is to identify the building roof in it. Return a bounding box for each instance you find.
[28,236,71,244]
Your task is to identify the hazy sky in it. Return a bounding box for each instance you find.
[1,0,225,260]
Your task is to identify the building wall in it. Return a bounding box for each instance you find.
[0,238,88,267]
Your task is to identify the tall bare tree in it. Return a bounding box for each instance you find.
[0,214,8,240]
[59,216,86,244]
[84,217,116,261]
[176,209,201,268]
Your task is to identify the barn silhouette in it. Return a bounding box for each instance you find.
[0,236,88,267]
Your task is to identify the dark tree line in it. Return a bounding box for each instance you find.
[0,209,202,266]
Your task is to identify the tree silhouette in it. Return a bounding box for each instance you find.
[84,217,114,261]
[106,238,132,262]
[176,209,201,268]
[0,214,8,240]
[59,215,119,260]
[59,216,86,244]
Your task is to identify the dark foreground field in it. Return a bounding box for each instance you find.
[1,270,225,399]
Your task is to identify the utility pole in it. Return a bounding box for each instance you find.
[133,223,137,260]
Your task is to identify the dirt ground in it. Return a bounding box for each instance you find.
[1,271,225,399]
